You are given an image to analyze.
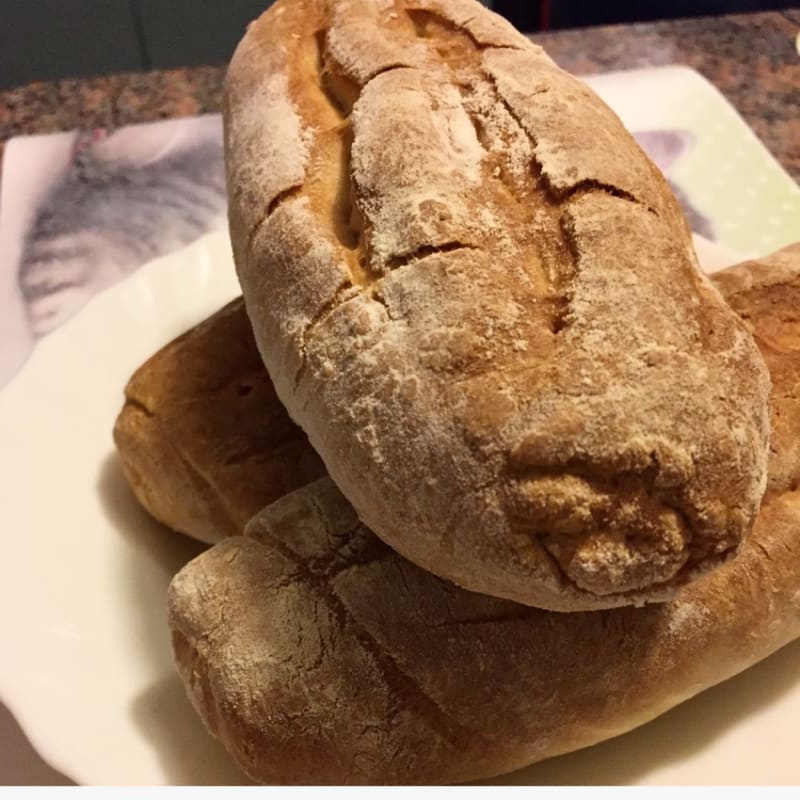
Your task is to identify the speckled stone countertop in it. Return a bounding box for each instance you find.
[0,10,798,182]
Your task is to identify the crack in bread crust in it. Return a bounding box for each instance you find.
[121,396,154,419]
[243,512,484,750]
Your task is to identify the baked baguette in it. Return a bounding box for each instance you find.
[113,298,325,544]
[225,0,770,609]
[168,245,800,784]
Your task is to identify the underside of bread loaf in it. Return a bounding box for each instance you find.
[167,245,800,784]
[113,299,326,544]
[225,0,771,609]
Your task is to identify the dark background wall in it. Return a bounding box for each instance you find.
[0,0,796,91]
[0,0,271,90]
[496,0,798,29]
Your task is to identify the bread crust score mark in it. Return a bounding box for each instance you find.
[225,0,770,609]
[165,245,800,785]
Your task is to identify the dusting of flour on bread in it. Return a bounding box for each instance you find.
[224,0,771,611]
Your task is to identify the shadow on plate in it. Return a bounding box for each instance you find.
[130,675,251,785]
[97,452,250,785]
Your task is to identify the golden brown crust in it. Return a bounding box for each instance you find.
[167,245,800,784]
[712,244,800,498]
[112,298,326,544]
[225,0,770,609]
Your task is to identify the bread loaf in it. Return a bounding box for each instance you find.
[225,0,771,609]
[113,298,325,543]
[167,245,800,784]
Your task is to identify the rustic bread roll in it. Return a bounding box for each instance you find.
[225,0,771,609]
[168,246,800,784]
[113,298,325,544]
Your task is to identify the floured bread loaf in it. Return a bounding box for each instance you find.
[167,246,800,785]
[225,0,771,609]
[113,298,325,544]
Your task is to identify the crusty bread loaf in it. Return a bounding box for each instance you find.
[167,245,800,784]
[225,0,771,609]
[113,298,325,544]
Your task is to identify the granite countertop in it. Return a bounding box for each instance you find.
[0,10,798,181]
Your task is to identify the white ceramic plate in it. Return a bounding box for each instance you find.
[1,67,800,786]
[0,231,249,785]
